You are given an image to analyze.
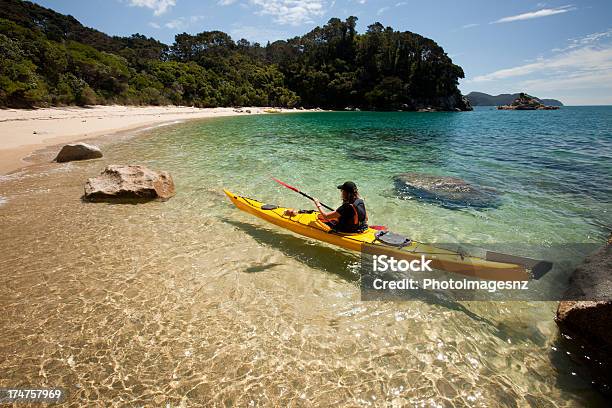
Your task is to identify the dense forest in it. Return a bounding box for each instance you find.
[0,0,470,111]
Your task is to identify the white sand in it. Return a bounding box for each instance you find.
[0,105,303,174]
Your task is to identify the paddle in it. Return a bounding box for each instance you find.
[271,177,387,231]
[272,177,334,211]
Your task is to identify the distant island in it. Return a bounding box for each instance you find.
[0,0,471,111]
[467,92,563,107]
[496,93,560,110]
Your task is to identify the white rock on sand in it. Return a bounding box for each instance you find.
[55,143,103,162]
[83,165,175,202]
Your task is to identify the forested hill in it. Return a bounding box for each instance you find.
[0,0,470,111]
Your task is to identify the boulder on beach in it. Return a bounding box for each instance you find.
[83,165,175,202]
[393,172,500,209]
[55,143,103,162]
[555,234,612,393]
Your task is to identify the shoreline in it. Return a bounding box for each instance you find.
[0,105,308,175]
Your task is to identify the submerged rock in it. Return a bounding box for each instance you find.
[393,172,500,209]
[555,234,612,394]
[83,165,175,202]
[55,143,103,162]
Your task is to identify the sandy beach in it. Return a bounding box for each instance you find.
[0,105,301,175]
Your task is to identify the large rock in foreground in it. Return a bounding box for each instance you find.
[556,234,612,394]
[83,165,175,202]
[393,173,500,209]
[55,143,103,162]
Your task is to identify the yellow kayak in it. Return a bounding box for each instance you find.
[224,189,532,281]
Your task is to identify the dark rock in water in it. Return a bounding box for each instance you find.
[393,172,500,209]
[55,143,103,162]
[555,234,612,395]
[83,165,175,202]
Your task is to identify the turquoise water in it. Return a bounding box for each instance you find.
[140,107,611,245]
[1,107,610,406]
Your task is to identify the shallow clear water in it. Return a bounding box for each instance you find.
[0,107,610,406]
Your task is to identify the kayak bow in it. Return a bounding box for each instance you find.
[224,189,532,281]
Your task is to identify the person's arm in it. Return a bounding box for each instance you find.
[314,199,340,221]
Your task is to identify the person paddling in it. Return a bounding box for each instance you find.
[314,181,368,233]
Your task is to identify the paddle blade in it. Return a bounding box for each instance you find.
[272,177,299,193]
[370,225,388,231]
[485,251,553,280]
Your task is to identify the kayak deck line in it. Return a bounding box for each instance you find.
[224,189,538,281]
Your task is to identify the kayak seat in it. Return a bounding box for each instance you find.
[375,230,411,247]
[314,219,360,234]
[327,227,369,236]
[261,204,278,210]
[331,227,369,235]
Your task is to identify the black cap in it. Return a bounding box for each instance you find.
[337,181,357,193]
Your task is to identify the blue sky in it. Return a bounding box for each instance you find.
[32,0,612,105]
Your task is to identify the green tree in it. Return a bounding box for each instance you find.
[0,1,468,111]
